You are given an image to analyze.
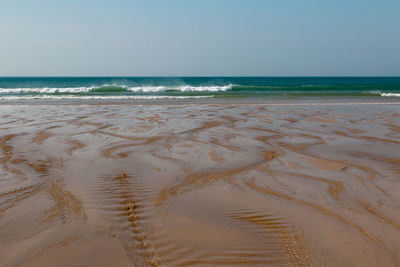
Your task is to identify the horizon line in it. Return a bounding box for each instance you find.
[1,75,400,78]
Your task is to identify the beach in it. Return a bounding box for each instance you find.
[3,0,400,263]
[0,101,399,266]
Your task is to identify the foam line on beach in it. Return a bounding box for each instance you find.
[381,93,400,97]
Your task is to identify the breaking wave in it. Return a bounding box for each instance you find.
[381,93,400,97]
[0,95,215,100]
[0,85,233,94]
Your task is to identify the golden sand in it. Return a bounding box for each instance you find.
[0,103,399,266]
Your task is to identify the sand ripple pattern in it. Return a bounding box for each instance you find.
[226,209,312,266]
[96,173,160,266]
[0,104,399,266]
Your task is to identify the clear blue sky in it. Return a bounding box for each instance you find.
[1,0,399,76]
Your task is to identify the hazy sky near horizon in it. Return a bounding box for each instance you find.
[1,0,399,76]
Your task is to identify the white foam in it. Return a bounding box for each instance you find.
[0,84,233,94]
[127,85,232,92]
[0,87,95,94]
[0,95,214,100]
[126,86,168,92]
[381,93,400,97]
[177,85,233,92]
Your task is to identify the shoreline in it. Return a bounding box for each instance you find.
[0,97,400,106]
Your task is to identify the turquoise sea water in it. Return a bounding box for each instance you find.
[0,77,399,101]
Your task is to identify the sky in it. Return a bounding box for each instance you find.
[0,0,399,76]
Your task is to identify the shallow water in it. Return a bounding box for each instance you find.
[0,102,399,266]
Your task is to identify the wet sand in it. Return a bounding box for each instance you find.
[0,103,399,266]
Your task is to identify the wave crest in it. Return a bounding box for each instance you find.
[0,95,215,100]
[0,87,92,94]
[381,93,400,97]
[126,85,232,92]
[0,84,233,94]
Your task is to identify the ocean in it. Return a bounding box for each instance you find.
[0,77,399,102]
[1,77,400,265]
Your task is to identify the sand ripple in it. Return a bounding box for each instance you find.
[0,103,399,266]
